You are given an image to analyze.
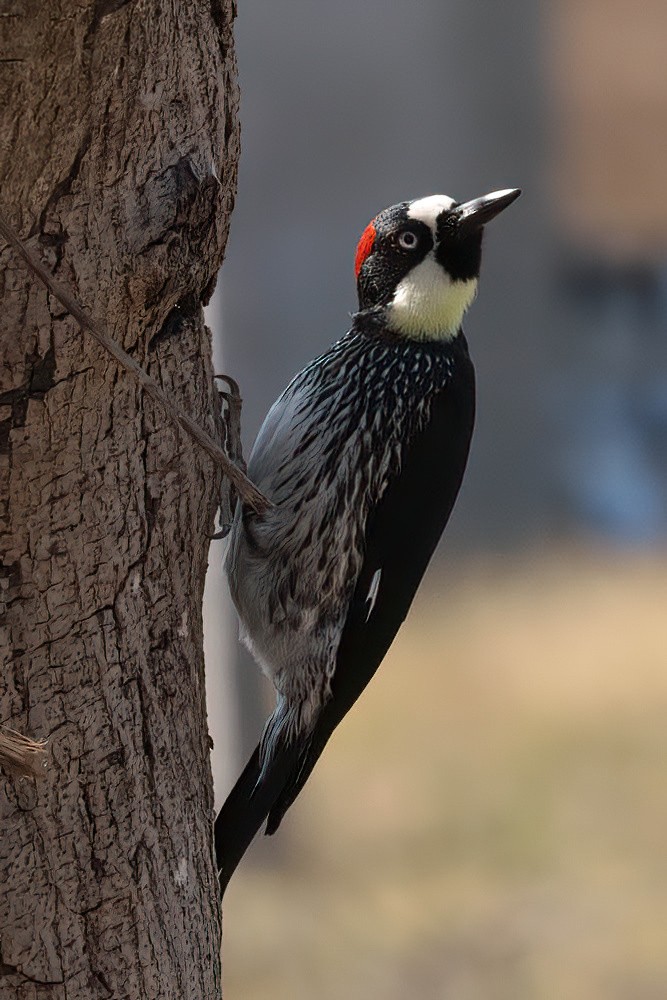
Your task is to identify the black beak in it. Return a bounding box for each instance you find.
[454,188,521,233]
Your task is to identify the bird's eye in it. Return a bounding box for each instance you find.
[397,230,419,250]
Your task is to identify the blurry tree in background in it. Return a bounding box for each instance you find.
[0,3,238,996]
[549,0,667,540]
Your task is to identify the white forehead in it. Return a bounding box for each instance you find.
[407,194,456,231]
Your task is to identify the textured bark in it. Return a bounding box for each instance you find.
[0,2,239,997]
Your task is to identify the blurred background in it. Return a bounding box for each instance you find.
[203,2,667,997]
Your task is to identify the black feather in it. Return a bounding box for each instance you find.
[215,737,304,898]
[215,335,474,894]
[266,341,475,832]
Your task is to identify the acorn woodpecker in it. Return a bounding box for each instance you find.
[215,188,520,896]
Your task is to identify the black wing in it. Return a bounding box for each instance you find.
[215,350,474,895]
[264,352,475,832]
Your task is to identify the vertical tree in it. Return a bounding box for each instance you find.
[0,3,239,995]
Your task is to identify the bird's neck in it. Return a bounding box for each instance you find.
[351,305,467,348]
[386,269,478,341]
[356,261,478,342]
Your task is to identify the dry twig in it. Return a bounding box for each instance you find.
[0,726,47,779]
[0,212,271,513]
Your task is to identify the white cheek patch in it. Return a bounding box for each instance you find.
[388,253,478,341]
[365,568,382,622]
[407,194,457,234]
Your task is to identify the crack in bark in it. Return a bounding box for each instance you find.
[0,952,64,987]
[31,131,93,242]
[87,0,135,40]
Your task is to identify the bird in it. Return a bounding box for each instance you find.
[215,187,521,897]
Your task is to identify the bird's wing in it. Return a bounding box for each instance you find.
[215,354,474,894]
[264,357,475,833]
[245,365,321,492]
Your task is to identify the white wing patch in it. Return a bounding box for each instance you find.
[365,568,382,622]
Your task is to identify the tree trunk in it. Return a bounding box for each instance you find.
[0,2,239,997]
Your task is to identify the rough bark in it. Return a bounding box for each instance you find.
[0,2,239,997]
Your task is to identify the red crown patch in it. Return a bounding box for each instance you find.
[354,222,376,278]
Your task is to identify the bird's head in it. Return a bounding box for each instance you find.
[354,188,520,341]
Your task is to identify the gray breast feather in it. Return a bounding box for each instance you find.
[225,335,449,733]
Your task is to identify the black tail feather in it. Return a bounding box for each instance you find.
[216,694,356,895]
[215,737,303,898]
[265,729,329,835]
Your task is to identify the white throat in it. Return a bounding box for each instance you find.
[387,253,478,341]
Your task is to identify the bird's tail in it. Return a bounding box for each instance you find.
[215,734,304,898]
[215,707,343,897]
[264,724,330,834]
